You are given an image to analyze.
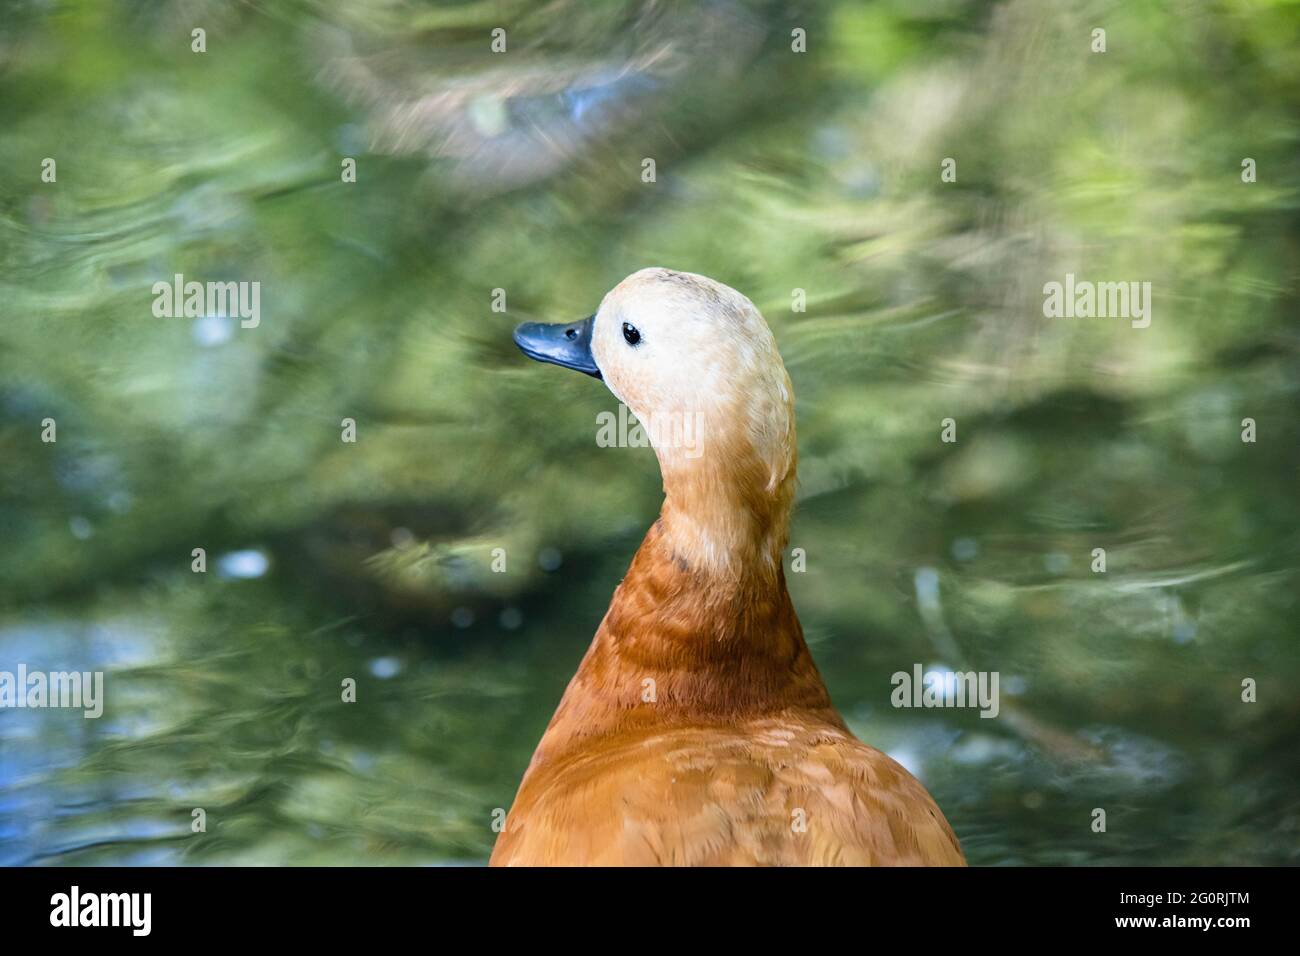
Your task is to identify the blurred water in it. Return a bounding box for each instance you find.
[1,0,1298,865]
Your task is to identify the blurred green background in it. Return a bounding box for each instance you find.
[2,0,1298,865]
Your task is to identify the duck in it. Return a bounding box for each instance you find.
[494,268,965,866]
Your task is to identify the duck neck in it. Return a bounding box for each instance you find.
[653,442,795,581]
[533,446,837,748]
[660,460,790,580]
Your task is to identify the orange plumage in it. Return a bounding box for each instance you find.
[495,269,964,866]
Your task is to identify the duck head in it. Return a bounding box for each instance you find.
[514,268,797,578]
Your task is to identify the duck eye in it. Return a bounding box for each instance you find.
[622,323,641,346]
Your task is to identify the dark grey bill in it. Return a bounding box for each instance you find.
[512,315,601,378]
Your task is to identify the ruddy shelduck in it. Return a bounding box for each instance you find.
[496,268,965,866]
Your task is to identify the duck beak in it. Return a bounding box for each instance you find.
[512,316,602,379]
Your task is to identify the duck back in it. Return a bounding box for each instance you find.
[489,520,966,866]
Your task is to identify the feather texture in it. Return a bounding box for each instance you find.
[490,523,965,866]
